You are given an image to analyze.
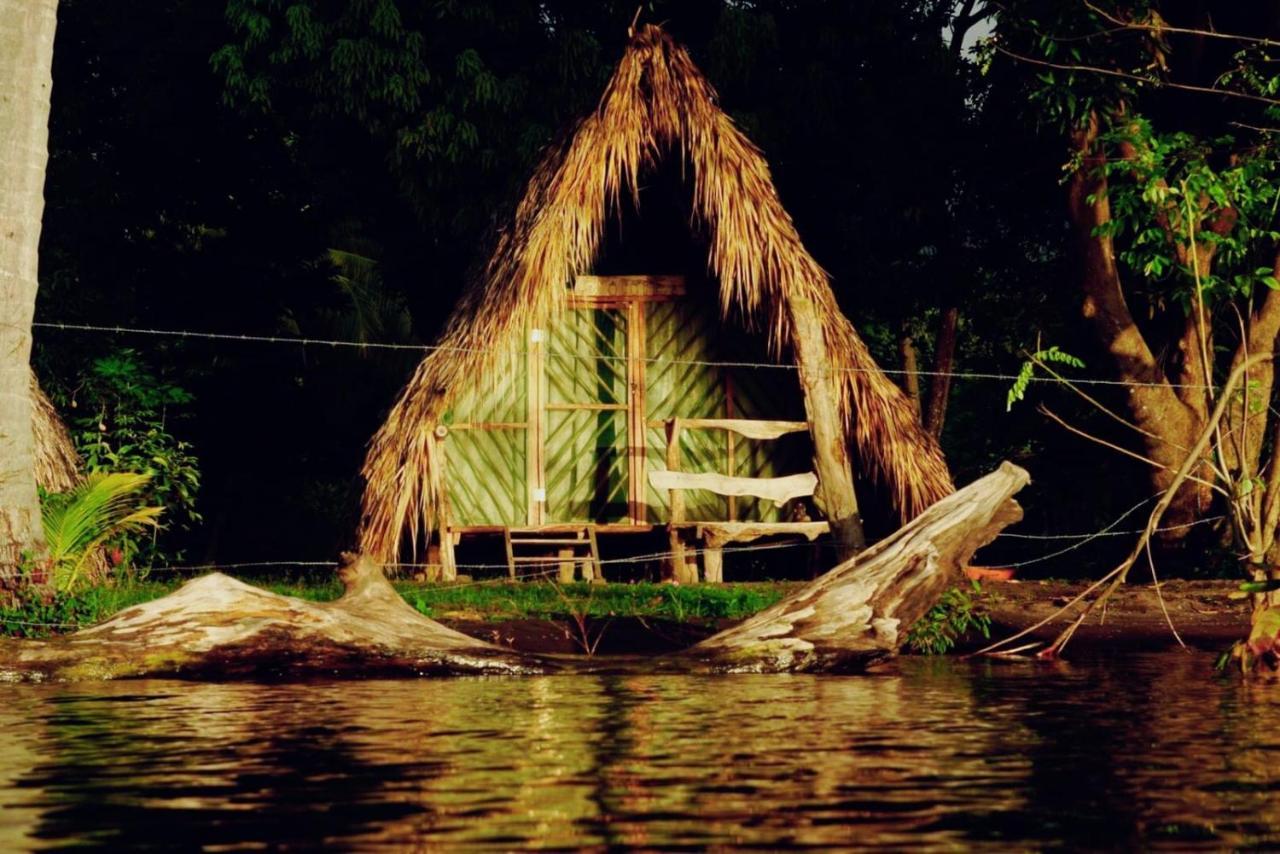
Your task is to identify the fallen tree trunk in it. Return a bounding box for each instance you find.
[0,555,553,681]
[678,461,1027,672]
[0,463,1028,682]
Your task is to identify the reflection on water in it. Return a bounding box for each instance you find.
[0,653,1276,849]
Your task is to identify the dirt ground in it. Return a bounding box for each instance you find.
[972,579,1250,653]
[439,580,1252,657]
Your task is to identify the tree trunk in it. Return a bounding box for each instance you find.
[0,464,1030,681]
[924,306,958,439]
[1221,258,1280,480]
[788,294,866,560]
[898,325,922,417]
[0,0,58,581]
[681,461,1026,672]
[1067,115,1207,540]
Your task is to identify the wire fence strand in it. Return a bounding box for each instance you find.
[32,320,1219,389]
[5,317,1237,632]
[0,511,1232,631]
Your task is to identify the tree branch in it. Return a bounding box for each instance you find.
[996,46,1280,108]
[1081,0,1280,50]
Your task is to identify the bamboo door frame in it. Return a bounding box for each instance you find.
[527,276,685,527]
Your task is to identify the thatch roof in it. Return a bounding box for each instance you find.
[360,24,954,561]
[32,368,81,494]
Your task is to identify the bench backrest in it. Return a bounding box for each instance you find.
[648,470,817,505]
[648,417,816,522]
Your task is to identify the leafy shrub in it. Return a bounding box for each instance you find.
[907,581,992,655]
[55,349,200,564]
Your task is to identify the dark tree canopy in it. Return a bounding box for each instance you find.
[30,0,1136,575]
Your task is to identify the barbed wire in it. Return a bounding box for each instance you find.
[0,541,818,631]
[124,537,824,575]
[32,320,1218,390]
[1002,508,1224,568]
[0,508,1236,631]
[7,307,1257,631]
[1002,515,1227,541]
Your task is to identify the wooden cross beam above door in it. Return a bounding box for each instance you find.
[572,275,686,300]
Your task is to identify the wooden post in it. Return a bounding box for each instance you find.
[702,546,724,583]
[725,374,738,521]
[527,325,546,526]
[434,430,458,581]
[437,530,457,582]
[666,418,684,522]
[437,529,457,582]
[664,418,695,582]
[503,528,516,580]
[626,299,647,524]
[587,525,603,583]
[701,528,731,583]
[426,544,442,582]
[787,295,867,562]
[557,548,575,582]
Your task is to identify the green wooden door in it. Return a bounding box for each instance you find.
[544,307,631,523]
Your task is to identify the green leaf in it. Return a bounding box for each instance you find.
[1239,579,1280,594]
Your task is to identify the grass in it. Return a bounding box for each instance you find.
[396,581,791,621]
[0,576,795,637]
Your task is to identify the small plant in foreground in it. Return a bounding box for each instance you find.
[549,580,611,656]
[54,349,201,566]
[42,473,163,591]
[907,581,992,655]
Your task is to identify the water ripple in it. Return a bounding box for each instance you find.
[0,653,1274,848]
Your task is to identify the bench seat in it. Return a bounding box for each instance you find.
[667,520,829,582]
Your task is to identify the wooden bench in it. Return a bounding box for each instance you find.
[648,418,830,583]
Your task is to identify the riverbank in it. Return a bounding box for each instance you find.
[0,578,789,641]
[444,579,1252,656]
[973,578,1250,652]
[0,576,1250,655]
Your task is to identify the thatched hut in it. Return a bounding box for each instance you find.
[361,24,953,580]
[31,368,80,493]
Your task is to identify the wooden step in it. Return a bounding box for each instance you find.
[504,526,602,582]
[509,538,590,546]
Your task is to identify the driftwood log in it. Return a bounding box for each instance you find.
[0,463,1028,682]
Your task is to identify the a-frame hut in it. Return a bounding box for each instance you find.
[361,25,953,581]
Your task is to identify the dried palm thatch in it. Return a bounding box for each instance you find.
[360,24,954,561]
[31,367,81,494]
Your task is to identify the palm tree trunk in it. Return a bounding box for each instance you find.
[0,0,58,581]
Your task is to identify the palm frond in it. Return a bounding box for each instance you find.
[42,472,163,591]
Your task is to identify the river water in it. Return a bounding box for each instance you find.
[0,652,1275,849]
